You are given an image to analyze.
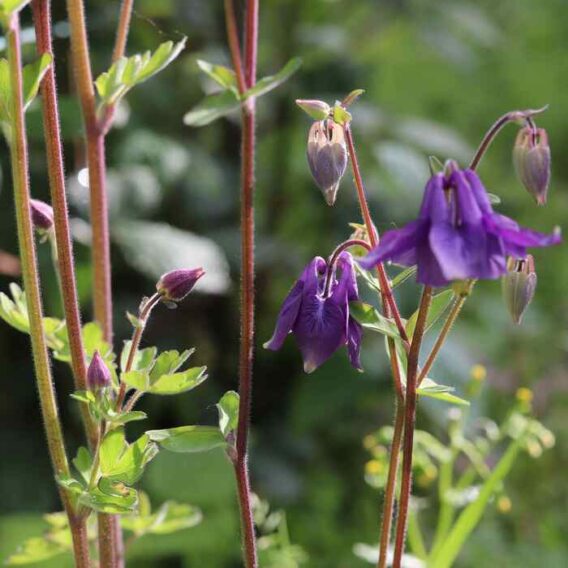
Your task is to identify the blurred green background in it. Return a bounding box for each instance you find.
[1,0,567,566]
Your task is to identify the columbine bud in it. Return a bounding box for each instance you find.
[295,99,331,121]
[502,255,537,324]
[156,268,205,302]
[513,126,550,205]
[30,199,54,232]
[306,119,348,206]
[87,351,111,390]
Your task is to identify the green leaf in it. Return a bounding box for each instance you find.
[332,103,352,125]
[120,341,157,373]
[5,536,67,565]
[108,410,148,425]
[80,479,138,514]
[100,429,158,485]
[99,428,128,475]
[22,53,52,110]
[183,90,240,127]
[0,0,31,23]
[431,441,522,568]
[391,266,417,289]
[121,496,202,537]
[217,391,239,437]
[72,446,93,484]
[149,349,193,383]
[349,301,400,338]
[95,38,186,107]
[406,289,453,338]
[242,57,302,100]
[147,425,226,453]
[196,59,237,92]
[149,366,207,395]
[417,378,470,406]
[126,311,144,329]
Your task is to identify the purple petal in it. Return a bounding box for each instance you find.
[452,170,483,225]
[359,220,427,269]
[335,252,359,302]
[294,294,347,373]
[485,214,561,249]
[264,257,326,351]
[419,174,446,220]
[347,318,363,371]
[463,169,493,214]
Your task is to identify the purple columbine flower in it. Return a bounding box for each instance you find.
[264,252,362,373]
[87,351,111,390]
[359,166,561,286]
[30,199,54,232]
[156,268,205,302]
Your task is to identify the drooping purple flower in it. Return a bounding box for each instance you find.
[156,268,205,302]
[264,252,362,373]
[87,351,111,390]
[360,167,560,286]
[30,199,54,232]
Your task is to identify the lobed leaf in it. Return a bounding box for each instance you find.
[147,425,226,453]
[241,57,302,99]
[406,289,453,338]
[196,59,237,92]
[417,378,470,406]
[148,366,207,395]
[183,90,240,127]
[350,301,400,338]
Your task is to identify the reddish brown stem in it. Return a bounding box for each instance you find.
[224,0,247,95]
[111,0,134,63]
[343,125,408,347]
[392,286,433,568]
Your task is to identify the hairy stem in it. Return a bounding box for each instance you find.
[111,0,134,62]
[31,0,97,448]
[392,286,432,568]
[377,401,404,568]
[223,0,259,566]
[116,293,162,410]
[5,13,90,568]
[66,0,113,342]
[469,107,547,171]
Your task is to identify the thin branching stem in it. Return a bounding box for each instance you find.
[5,12,90,567]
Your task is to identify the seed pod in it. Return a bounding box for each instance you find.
[502,256,537,324]
[87,351,112,390]
[513,126,550,205]
[156,268,205,303]
[30,199,54,232]
[306,119,348,206]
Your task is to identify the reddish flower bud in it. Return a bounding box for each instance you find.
[502,255,537,324]
[513,126,550,205]
[156,268,205,302]
[30,199,54,232]
[307,119,348,206]
[87,351,112,390]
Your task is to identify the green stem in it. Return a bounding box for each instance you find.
[5,12,90,568]
[417,292,470,387]
[430,440,522,568]
[407,509,427,560]
[392,286,433,568]
[429,450,457,559]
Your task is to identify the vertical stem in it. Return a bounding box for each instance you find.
[392,286,433,568]
[111,0,134,63]
[223,0,259,566]
[66,0,121,563]
[66,0,112,342]
[343,122,409,565]
[377,401,404,568]
[31,0,97,448]
[5,13,90,568]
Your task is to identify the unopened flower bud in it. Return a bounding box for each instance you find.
[502,256,537,324]
[295,99,330,121]
[30,199,54,232]
[87,351,111,390]
[156,268,205,302]
[306,119,348,206]
[513,126,550,205]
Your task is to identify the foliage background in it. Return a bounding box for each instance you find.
[1,0,567,566]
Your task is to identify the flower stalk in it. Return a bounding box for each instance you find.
[392,286,433,568]
[5,11,90,567]
[223,0,259,565]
